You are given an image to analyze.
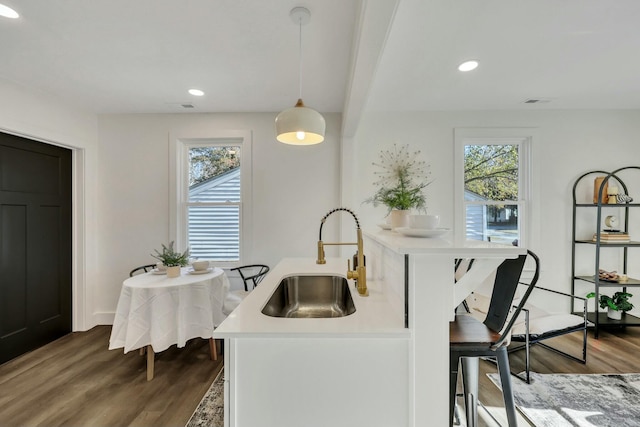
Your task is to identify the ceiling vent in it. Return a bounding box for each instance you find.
[166,102,197,110]
[523,98,553,104]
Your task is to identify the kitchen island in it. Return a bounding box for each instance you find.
[214,257,409,427]
[214,230,524,426]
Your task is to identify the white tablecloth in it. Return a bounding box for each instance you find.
[109,267,230,353]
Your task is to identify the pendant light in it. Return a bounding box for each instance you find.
[275,7,325,145]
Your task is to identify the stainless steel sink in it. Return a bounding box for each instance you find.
[261,275,356,318]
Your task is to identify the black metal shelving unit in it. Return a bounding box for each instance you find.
[571,166,640,338]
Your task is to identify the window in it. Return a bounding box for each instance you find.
[454,129,532,247]
[187,145,241,260]
[171,131,252,266]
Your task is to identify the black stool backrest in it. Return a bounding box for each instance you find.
[484,254,527,332]
[487,250,541,349]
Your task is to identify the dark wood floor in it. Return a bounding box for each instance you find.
[1,325,639,426]
[476,326,640,426]
[0,326,222,427]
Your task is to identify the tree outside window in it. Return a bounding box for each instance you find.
[189,146,240,185]
[464,144,520,245]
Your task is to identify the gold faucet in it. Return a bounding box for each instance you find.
[316,208,368,297]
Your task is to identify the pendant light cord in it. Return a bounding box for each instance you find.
[298,17,303,100]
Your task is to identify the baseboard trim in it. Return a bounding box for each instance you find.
[93,311,115,326]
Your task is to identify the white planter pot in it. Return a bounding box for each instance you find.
[607,308,622,320]
[166,266,181,278]
[389,210,410,230]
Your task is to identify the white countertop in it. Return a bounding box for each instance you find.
[213,257,408,339]
[364,227,524,257]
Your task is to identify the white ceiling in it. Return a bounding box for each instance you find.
[0,0,359,114]
[368,0,640,111]
[2,0,640,119]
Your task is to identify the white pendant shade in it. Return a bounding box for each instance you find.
[276,7,325,146]
[275,99,325,145]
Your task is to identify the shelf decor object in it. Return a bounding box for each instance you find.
[593,176,609,204]
[586,291,634,320]
[572,166,640,338]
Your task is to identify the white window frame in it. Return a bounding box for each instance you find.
[454,128,537,248]
[169,130,252,268]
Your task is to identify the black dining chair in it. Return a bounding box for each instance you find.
[222,264,270,316]
[450,250,540,427]
[233,264,270,291]
[129,264,156,277]
[507,287,588,384]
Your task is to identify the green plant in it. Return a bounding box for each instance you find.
[364,144,432,213]
[586,291,634,312]
[151,241,190,267]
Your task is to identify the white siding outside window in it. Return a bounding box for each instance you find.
[188,168,240,261]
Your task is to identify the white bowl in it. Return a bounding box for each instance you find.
[191,260,210,271]
[408,214,440,229]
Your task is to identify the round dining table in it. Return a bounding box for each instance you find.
[109,266,230,380]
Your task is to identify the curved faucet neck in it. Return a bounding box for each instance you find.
[318,207,360,241]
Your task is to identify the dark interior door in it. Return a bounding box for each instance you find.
[0,132,72,364]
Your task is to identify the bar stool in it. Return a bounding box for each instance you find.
[450,250,540,426]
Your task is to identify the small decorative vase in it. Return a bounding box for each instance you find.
[607,308,622,320]
[389,209,410,230]
[166,266,181,278]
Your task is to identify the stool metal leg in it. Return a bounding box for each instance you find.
[450,352,460,427]
[466,392,478,427]
[461,357,479,427]
[453,405,461,426]
[496,346,518,426]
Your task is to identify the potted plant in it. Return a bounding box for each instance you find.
[151,241,190,278]
[364,144,432,229]
[586,291,634,320]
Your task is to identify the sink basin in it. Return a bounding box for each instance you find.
[261,275,356,318]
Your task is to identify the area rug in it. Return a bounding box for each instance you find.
[488,372,640,427]
[455,402,530,427]
[185,368,224,427]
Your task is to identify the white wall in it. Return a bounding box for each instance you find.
[95,113,342,321]
[350,109,640,313]
[0,78,99,331]
[5,69,640,327]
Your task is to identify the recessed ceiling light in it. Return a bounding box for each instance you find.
[458,60,479,72]
[0,3,19,18]
[188,89,205,96]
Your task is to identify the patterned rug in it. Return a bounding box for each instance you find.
[185,369,224,427]
[488,372,640,427]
